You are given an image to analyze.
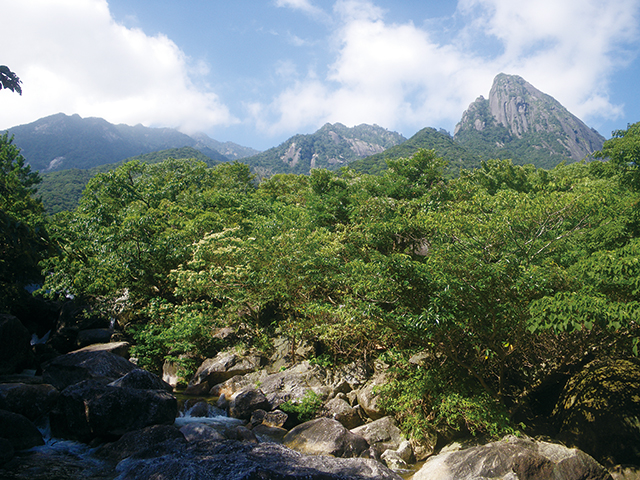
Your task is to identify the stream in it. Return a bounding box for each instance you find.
[2,398,422,480]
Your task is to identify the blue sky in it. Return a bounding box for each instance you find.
[2,0,640,151]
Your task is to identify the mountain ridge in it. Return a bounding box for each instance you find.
[453,73,605,168]
[240,123,406,175]
[5,113,258,172]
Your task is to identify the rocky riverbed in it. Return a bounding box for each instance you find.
[1,312,640,479]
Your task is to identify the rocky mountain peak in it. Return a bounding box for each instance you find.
[454,73,605,164]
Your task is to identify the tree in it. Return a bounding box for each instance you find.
[0,133,48,312]
[0,66,22,95]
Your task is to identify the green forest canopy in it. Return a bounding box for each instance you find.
[3,122,640,439]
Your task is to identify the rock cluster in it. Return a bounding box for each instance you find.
[2,305,639,480]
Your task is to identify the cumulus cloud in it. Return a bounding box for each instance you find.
[252,0,640,137]
[0,0,234,132]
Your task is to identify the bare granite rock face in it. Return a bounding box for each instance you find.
[454,73,605,166]
[413,435,612,480]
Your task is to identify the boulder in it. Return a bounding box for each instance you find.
[0,314,32,375]
[0,409,44,450]
[324,396,363,429]
[209,372,257,398]
[553,357,640,466]
[185,350,265,395]
[108,368,173,392]
[162,359,179,388]
[74,341,131,358]
[0,382,59,421]
[49,302,109,353]
[610,465,640,480]
[258,361,330,409]
[96,424,186,461]
[42,350,137,390]
[250,408,288,428]
[330,360,371,390]
[114,439,403,480]
[267,335,316,373]
[184,400,213,417]
[284,417,369,458]
[179,422,227,442]
[381,449,409,471]
[50,379,177,442]
[228,387,271,420]
[253,424,289,443]
[356,371,388,420]
[412,435,612,480]
[351,415,405,455]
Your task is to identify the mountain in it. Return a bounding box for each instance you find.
[241,123,406,175]
[4,113,257,172]
[454,73,605,169]
[38,146,222,214]
[349,127,482,177]
[189,132,259,161]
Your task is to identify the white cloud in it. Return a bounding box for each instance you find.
[0,0,234,132]
[275,0,332,23]
[458,0,640,121]
[252,0,640,137]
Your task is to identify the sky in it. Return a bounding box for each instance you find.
[1,0,640,151]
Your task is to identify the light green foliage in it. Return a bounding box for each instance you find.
[377,350,518,440]
[279,390,322,422]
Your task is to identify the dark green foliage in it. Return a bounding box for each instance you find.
[351,127,482,177]
[0,133,50,312]
[0,66,22,95]
[39,147,224,214]
[35,128,640,441]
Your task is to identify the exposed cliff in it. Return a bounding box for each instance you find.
[454,74,605,168]
[242,123,406,175]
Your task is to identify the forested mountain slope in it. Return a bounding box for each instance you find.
[241,123,406,175]
[454,73,605,169]
[5,113,256,172]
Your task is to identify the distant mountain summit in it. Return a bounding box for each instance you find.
[242,123,406,175]
[5,113,258,172]
[454,73,605,168]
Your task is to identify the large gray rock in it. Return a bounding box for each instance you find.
[74,341,131,358]
[268,335,316,373]
[179,423,227,442]
[324,396,363,429]
[0,382,59,421]
[0,315,32,375]
[185,350,265,395]
[108,368,173,392]
[42,350,137,390]
[258,361,331,409]
[115,438,403,480]
[96,424,186,461]
[351,415,405,455]
[284,417,369,458]
[356,371,388,420]
[413,435,612,480]
[554,357,640,466]
[228,387,271,420]
[0,409,44,450]
[50,379,177,442]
